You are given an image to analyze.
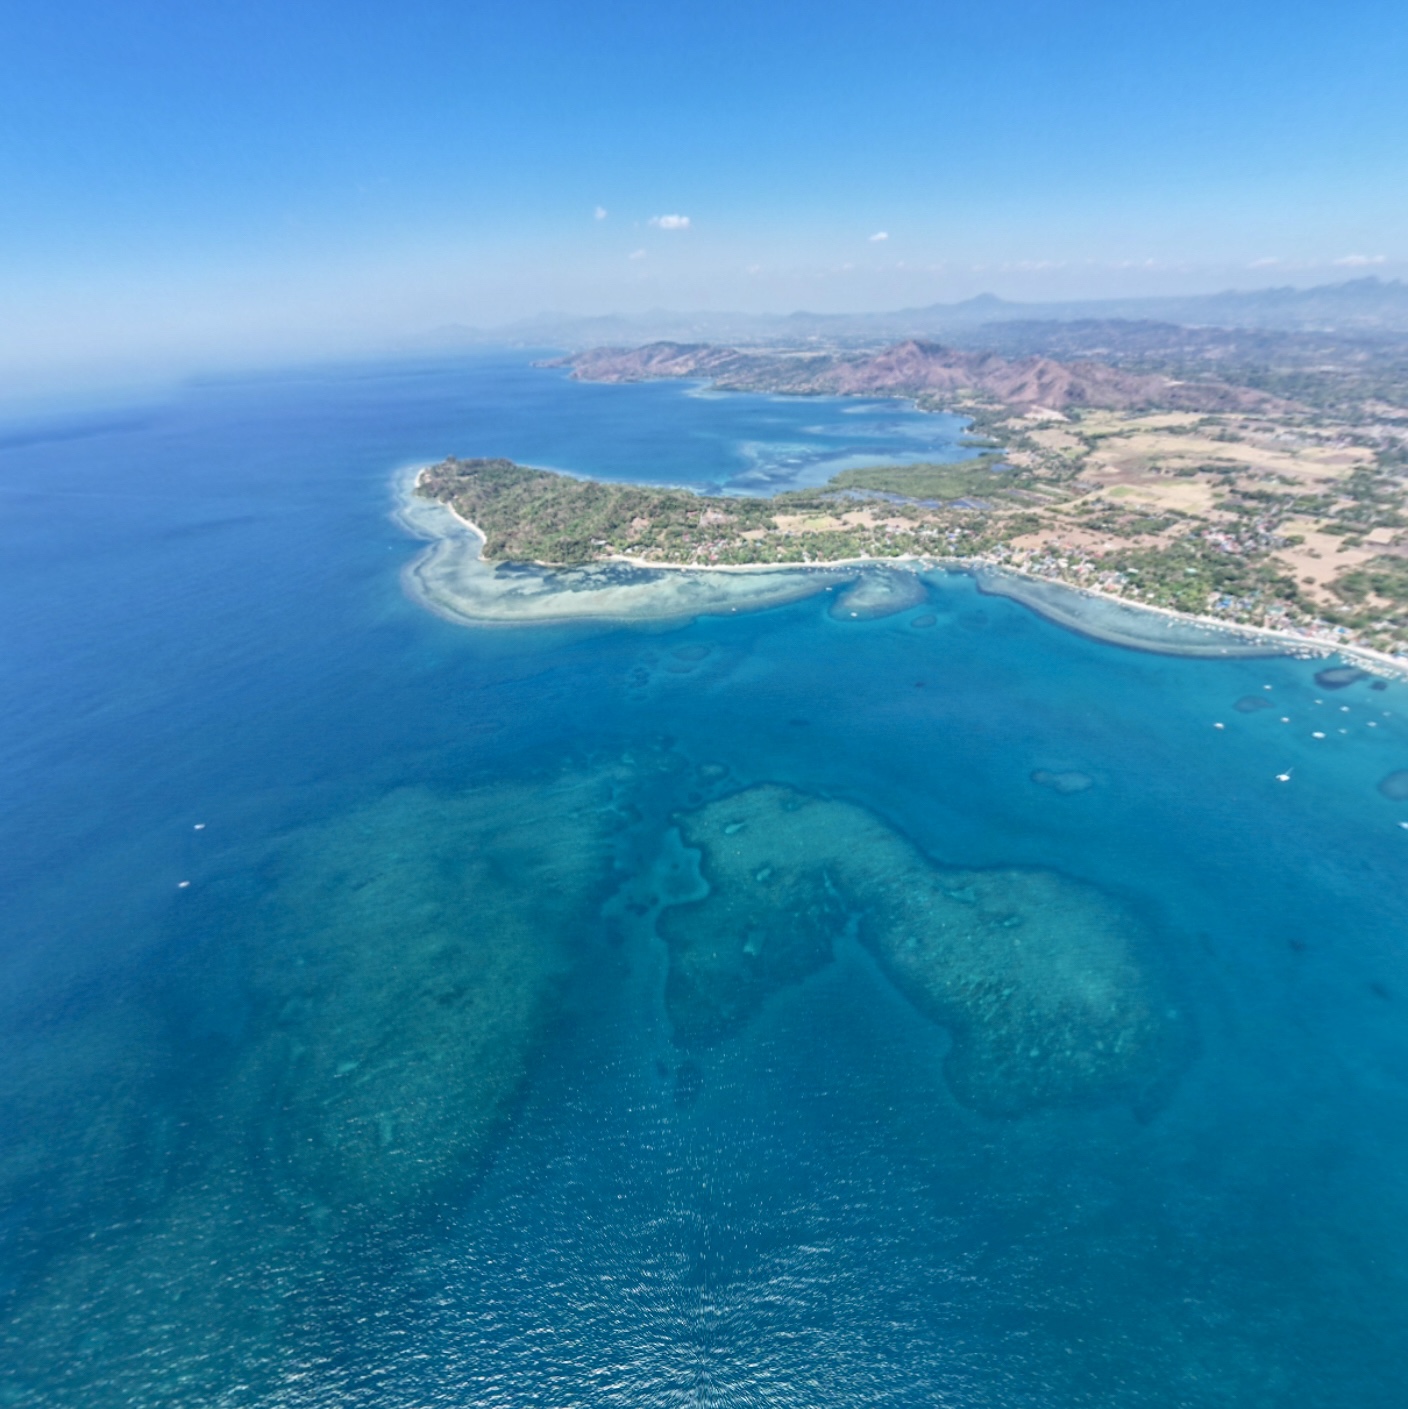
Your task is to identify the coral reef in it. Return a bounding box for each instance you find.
[235,777,620,1217]
[0,772,623,1404]
[829,572,929,621]
[1378,769,1408,801]
[1031,768,1095,794]
[1315,666,1370,690]
[661,785,1187,1117]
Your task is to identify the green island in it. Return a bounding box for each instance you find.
[417,334,1408,662]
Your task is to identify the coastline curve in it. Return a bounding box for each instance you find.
[393,464,1408,679]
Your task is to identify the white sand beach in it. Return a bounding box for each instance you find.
[394,466,1408,679]
[394,469,837,626]
[972,567,1408,677]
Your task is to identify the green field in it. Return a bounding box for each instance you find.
[829,454,1014,500]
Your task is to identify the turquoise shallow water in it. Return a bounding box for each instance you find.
[1,352,1406,1406]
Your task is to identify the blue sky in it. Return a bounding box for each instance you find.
[2,0,1406,380]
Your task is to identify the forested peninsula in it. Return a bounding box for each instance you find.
[416,333,1408,662]
[416,454,1023,568]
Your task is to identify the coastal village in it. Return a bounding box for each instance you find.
[420,338,1408,667]
[972,400,1408,658]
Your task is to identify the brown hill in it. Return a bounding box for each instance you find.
[561,339,1280,413]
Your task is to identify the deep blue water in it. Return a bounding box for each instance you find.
[1,351,1406,1407]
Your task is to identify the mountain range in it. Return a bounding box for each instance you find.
[556,340,1280,414]
[418,278,1408,353]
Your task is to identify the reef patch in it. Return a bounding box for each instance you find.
[659,785,1188,1118]
[236,776,622,1215]
[1378,769,1408,801]
[0,771,624,1403]
[830,571,929,621]
[658,798,845,1044]
[1315,665,1369,689]
[1031,768,1095,794]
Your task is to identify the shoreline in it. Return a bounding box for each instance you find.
[394,465,1408,676]
[393,466,840,627]
[967,566,1408,678]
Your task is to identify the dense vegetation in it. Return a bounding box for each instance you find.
[1100,539,1303,617]
[420,458,771,563]
[417,456,1005,567]
[829,454,1017,500]
[417,426,1408,657]
[1332,555,1408,604]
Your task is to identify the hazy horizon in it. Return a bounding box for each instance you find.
[8,272,1408,417]
[3,0,1406,396]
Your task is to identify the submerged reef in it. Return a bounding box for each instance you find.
[829,572,929,621]
[1031,768,1095,794]
[1379,769,1408,801]
[235,776,622,1217]
[658,799,846,1044]
[1314,665,1369,690]
[660,785,1188,1118]
[0,756,1195,1401]
[0,772,623,1404]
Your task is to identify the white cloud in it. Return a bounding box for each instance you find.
[649,214,691,230]
[869,231,889,242]
[594,205,608,221]
[1334,253,1386,267]
[1248,256,1280,268]
[628,248,646,260]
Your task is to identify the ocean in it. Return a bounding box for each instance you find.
[1,350,1405,1407]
